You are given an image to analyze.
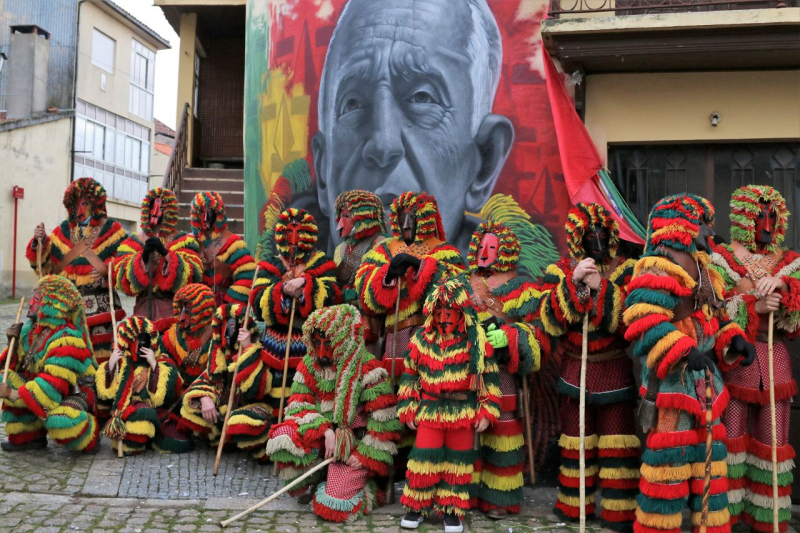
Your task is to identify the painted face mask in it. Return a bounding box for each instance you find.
[336,210,355,239]
[203,207,216,232]
[285,222,302,261]
[401,209,417,245]
[754,201,778,249]
[75,196,92,225]
[582,226,610,263]
[132,331,152,363]
[694,220,716,253]
[27,290,42,319]
[477,233,499,269]
[433,305,464,337]
[178,305,191,329]
[150,197,164,230]
[224,317,239,349]
[311,331,334,368]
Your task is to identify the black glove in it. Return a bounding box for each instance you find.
[386,253,422,282]
[729,335,756,367]
[686,347,716,372]
[143,237,168,264]
[6,323,22,343]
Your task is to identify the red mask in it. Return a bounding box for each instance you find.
[337,210,355,239]
[754,201,777,249]
[477,233,499,269]
[433,305,463,337]
[75,196,91,224]
[27,290,42,319]
[286,222,302,257]
[400,209,417,245]
[311,331,334,368]
[178,305,191,329]
[150,198,164,230]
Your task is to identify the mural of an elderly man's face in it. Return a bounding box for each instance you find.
[313,0,514,250]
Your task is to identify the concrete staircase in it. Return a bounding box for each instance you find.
[177,168,245,237]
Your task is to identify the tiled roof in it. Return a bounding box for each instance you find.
[154,142,172,155]
[154,118,175,138]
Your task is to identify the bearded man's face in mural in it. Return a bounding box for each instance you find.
[313,0,514,252]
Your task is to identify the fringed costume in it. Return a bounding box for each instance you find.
[0,276,99,453]
[250,208,341,419]
[115,188,203,332]
[190,191,256,306]
[465,221,542,517]
[623,194,751,533]
[709,185,798,532]
[26,178,126,366]
[267,305,401,522]
[398,278,502,522]
[539,203,639,532]
[97,317,182,455]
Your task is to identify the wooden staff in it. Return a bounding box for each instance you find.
[276,297,297,424]
[36,238,43,277]
[107,267,123,459]
[221,457,335,527]
[384,282,403,504]
[767,311,779,533]
[700,366,714,533]
[521,377,535,483]
[578,312,589,532]
[213,264,260,476]
[0,298,26,415]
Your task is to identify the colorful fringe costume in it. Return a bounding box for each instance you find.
[465,221,542,516]
[115,188,203,332]
[709,185,798,532]
[623,194,749,533]
[267,305,402,522]
[26,178,126,366]
[398,277,502,519]
[539,204,639,532]
[0,276,99,452]
[250,208,341,419]
[190,192,256,306]
[178,304,262,454]
[96,317,182,455]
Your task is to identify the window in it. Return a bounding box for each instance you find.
[129,39,155,121]
[92,30,115,73]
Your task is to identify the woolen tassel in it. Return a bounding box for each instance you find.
[103,411,127,440]
[334,427,356,462]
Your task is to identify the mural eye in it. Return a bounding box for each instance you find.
[408,91,438,105]
[340,97,363,116]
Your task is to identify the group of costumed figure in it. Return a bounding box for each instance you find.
[0,176,796,533]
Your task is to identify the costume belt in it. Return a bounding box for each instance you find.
[422,392,469,402]
[564,348,625,363]
[392,315,424,331]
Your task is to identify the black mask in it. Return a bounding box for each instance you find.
[137,331,152,357]
[694,220,716,253]
[582,226,610,263]
[400,210,417,246]
[204,207,216,231]
[224,318,239,348]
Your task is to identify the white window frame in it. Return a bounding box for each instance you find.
[129,39,155,121]
[92,29,115,74]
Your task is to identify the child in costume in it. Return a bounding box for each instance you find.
[97,316,182,455]
[538,203,640,532]
[464,221,542,519]
[28,178,126,366]
[0,275,100,453]
[623,194,755,533]
[158,283,216,384]
[267,304,401,522]
[709,185,799,532]
[398,277,501,533]
[115,188,203,332]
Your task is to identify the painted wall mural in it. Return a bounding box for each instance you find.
[244,0,573,280]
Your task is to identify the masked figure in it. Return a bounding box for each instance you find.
[397,277,501,533]
[266,304,401,522]
[464,221,542,519]
[177,304,260,449]
[623,194,755,533]
[535,203,640,531]
[709,185,799,532]
[190,191,256,306]
[96,316,182,455]
[115,188,203,332]
[27,178,127,366]
[0,276,99,452]
[250,208,341,421]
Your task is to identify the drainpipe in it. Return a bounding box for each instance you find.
[70,1,87,183]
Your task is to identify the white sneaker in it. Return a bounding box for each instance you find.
[401,511,425,529]
[443,513,463,533]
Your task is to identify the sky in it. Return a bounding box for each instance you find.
[113,0,180,129]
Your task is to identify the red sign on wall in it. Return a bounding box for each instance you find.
[12,186,24,199]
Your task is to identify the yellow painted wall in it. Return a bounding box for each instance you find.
[177,12,197,163]
[0,118,73,297]
[585,70,800,162]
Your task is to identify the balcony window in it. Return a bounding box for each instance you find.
[129,39,155,121]
[92,29,115,73]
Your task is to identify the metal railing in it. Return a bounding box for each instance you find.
[161,102,190,194]
[549,0,793,17]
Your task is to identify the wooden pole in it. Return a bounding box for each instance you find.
[36,238,43,277]
[276,298,297,425]
[107,267,123,459]
[0,298,26,415]
[767,311,779,533]
[220,457,335,527]
[521,377,535,483]
[700,367,714,533]
[579,313,589,532]
[213,264,260,476]
[384,282,403,504]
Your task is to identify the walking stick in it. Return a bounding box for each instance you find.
[107,267,123,459]
[271,296,297,477]
[0,298,26,415]
[36,238,43,277]
[213,264,260,476]
[221,457,335,527]
[767,311,779,533]
[385,283,403,504]
[578,312,589,532]
[521,377,536,483]
[700,366,714,533]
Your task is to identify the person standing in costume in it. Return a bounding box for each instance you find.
[464,221,542,519]
[190,191,256,306]
[28,177,126,366]
[115,188,203,333]
[623,194,755,533]
[96,316,182,455]
[398,277,501,533]
[538,203,640,532]
[709,185,798,532]
[267,304,401,522]
[250,208,341,421]
[0,275,100,453]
